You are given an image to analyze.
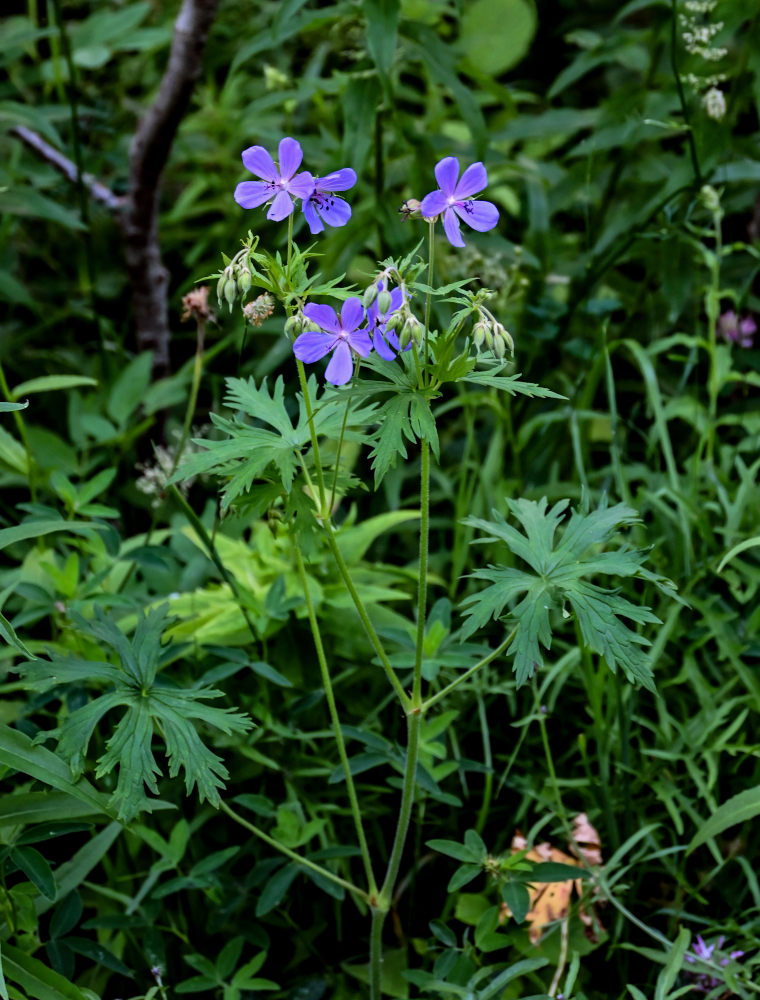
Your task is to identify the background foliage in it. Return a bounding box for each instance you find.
[2,0,760,998]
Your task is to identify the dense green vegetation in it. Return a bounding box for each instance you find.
[2,0,760,997]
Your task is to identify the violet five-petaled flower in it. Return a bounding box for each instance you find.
[367,282,408,360]
[717,310,756,348]
[293,299,372,386]
[420,157,499,248]
[234,137,315,221]
[303,168,357,234]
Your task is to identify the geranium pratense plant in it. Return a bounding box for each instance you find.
[168,137,676,998]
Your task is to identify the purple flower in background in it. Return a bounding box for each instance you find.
[685,935,744,993]
[303,168,357,234]
[420,157,499,248]
[234,137,314,221]
[293,298,372,385]
[367,282,408,360]
[717,310,756,348]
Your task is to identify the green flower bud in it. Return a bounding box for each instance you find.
[398,323,413,349]
[384,311,402,334]
[377,290,392,314]
[224,278,237,307]
[363,284,379,309]
[216,274,227,303]
[473,322,486,348]
[494,335,506,359]
[237,270,252,294]
[484,328,494,350]
[496,322,514,354]
[284,314,301,337]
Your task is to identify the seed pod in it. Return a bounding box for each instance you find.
[363,284,379,309]
[377,290,392,315]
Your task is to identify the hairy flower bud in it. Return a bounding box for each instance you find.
[363,283,379,309]
[377,290,392,315]
[398,323,413,349]
[237,270,252,294]
[495,322,514,355]
[224,278,237,307]
[216,274,227,304]
[284,314,302,338]
[399,198,421,221]
[473,322,487,348]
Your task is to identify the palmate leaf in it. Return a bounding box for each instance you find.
[461,497,676,690]
[18,606,252,821]
[172,375,376,511]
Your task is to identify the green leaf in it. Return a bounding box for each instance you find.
[0,610,36,657]
[0,187,85,231]
[1,943,89,1000]
[459,0,537,76]
[18,607,252,821]
[528,861,589,882]
[655,927,691,1000]
[427,838,483,863]
[688,785,760,851]
[447,864,482,891]
[11,376,97,400]
[461,497,672,689]
[10,845,56,899]
[106,352,152,425]
[363,0,400,78]
[502,880,531,922]
[0,400,29,412]
[0,518,106,553]
[256,863,300,916]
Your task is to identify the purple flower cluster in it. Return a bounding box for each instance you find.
[234,137,356,235]
[684,935,743,993]
[293,284,409,386]
[717,310,756,348]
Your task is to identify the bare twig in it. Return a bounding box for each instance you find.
[10,125,125,214]
[124,0,220,371]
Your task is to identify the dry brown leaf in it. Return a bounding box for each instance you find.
[501,816,604,944]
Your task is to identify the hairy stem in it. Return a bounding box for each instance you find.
[413,440,430,704]
[421,631,515,713]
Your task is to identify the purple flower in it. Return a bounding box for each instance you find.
[293,298,372,385]
[366,282,409,360]
[303,168,357,234]
[717,310,756,348]
[420,157,499,248]
[234,137,314,221]
[685,935,744,993]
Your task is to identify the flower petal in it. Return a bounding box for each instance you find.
[303,197,324,234]
[372,330,397,360]
[454,161,488,199]
[420,190,449,217]
[267,189,294,221]
[318,196,352,228]
[455,199,499,233]
[234,180,273,209]
[278,137,303,180]
[325,341,354,385]
[340,297,365,333]
[293,331,335,363]
[303,303,340,334]
[347,328,373,357]
[288,170,315,200]
[317,167,357,192]
[442,207,465,247]
[241,145,278,180]
[434,156,460,196]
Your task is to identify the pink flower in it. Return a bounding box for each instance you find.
[717,310,756,348]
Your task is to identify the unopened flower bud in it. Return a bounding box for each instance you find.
[495,322,514,355]
[284,314,301,337]
[484,328,494,350]
[224,278,237,307]
[363,284,379,309]
[399,198,421,220]
[216,274,227,303]
[405,316,423,346]
[473,322,487,348]
[384,311,402,334]
[700,184,721,215]
[494,335,506,359]
[237,270,252,294]
[398,323,413,349]
[377,290,392,315]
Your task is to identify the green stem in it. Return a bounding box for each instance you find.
[412,440,430,704]
[220,800,369,904]
[295,358,327,513]
[287,212,293,273]
[369,906,384,999]
[534,679,572,838]
[379,709,422,901]
[294,546,378,895]
[322,525,410,710]
[329,391,352,515]
[0,360,36,502]
[423,221,435,385]
[169,485,258,643]
[172,320,205,478]
[704,209,722,466]
[421,631,514,713]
